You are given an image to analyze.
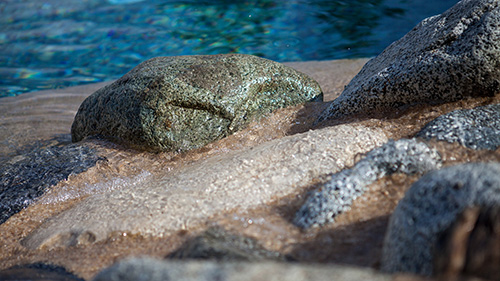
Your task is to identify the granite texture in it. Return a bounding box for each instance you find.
[382,162,500,276]
[294,139,441,228]
[71,54,323,152]
[317,0,500,122]
[417,103,500,150]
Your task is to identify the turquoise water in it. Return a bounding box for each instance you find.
[0,0,458,97]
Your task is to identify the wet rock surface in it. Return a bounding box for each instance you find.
[318,0,500,122]
[71,54,322,152]
[416,103,500,150]
[382,163,500,276]
[294,138,441,229]
[167,227,288,262]
[0,144,103,224]
[21,124,387,250]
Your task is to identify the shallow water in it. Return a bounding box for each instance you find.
[0,0,458,96]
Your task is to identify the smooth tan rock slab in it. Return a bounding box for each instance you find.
[22,124,387,249]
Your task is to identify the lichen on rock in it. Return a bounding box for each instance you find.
[71,54,323,152]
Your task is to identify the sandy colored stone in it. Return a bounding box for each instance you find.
[22,124,387,249]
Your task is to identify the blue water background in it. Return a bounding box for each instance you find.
[0,0,458,97]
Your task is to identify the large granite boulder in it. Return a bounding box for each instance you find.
[317,0,500,122]
[71,54,322,152]
[382,163,500,276]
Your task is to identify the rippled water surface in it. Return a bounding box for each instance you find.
[1,0,458,97]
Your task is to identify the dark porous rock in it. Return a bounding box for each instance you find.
[382,162,500,276]
[93,257,392,281]
[0,262,84,281]
[317,0,500,122]
[71,54,323,152]
[167,227,287,262]
[416,103,500,150]
[294,138,441,228]
[0,144,103,225]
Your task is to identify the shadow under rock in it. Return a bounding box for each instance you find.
[287,215,390,269]
[270,178,390,269]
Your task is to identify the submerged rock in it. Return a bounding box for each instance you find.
[71,54,322,152]
[294,138,441,228]
[382,163,500,276]
[317,0,500,122]
[167,227,287,262]
[22,124,387,249]
[0,144,103,225]
[416,103,500,150]
[93,258,391,281]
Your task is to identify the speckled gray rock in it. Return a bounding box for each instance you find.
[382,162,500,276]
[0,144,103,224]
[167,227,287,262]
[71,54,323,152]
[317,0,500,122]
[294,139,441,228]
[416,103,500,150]
[0,263,84,281]
[92,258,392,281]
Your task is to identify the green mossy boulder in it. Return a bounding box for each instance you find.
[71,54,322,151]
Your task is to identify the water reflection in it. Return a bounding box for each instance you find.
[0,0,457,96]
